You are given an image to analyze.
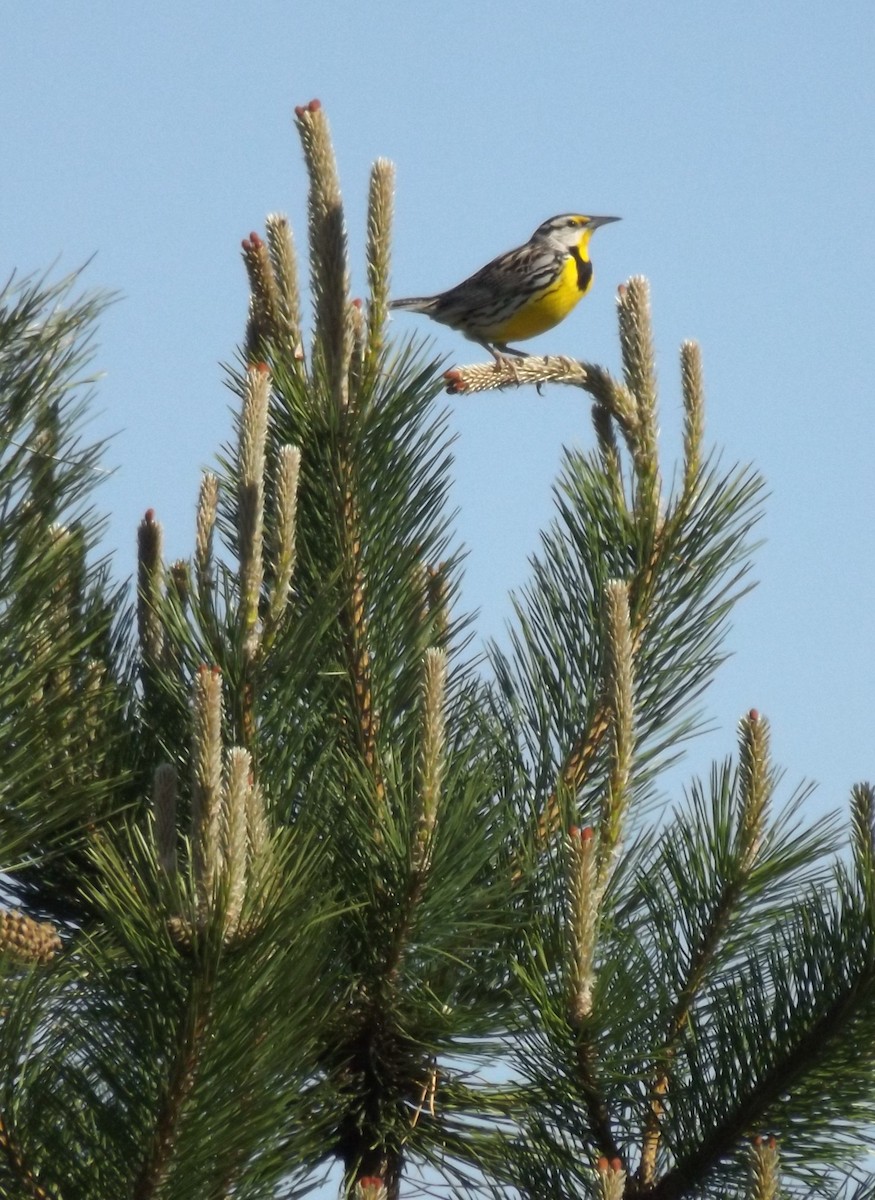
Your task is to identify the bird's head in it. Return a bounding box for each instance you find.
[533,213,620,255]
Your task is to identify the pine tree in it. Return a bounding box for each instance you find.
[2,101,875,1200]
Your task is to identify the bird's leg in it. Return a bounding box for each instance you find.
[484,341,528,377]
[474,343,505,374]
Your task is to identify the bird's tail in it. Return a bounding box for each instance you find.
[388,295,440,313]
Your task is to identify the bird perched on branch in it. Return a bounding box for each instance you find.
[390,213,619,360]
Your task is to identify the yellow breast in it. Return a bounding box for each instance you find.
[490,253,590,342]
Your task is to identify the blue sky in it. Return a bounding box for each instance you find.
[4,2,875,819]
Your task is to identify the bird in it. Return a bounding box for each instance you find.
[389,213,620,360]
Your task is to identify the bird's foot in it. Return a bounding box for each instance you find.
[490,353,523,382]
[488,342,528,377]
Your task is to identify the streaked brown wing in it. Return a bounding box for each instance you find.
[432,242,562,324]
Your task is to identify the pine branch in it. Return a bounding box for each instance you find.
[648,886,875,1198]
[498,409,762,878]
[575,1037,625,1166]
[636,712,775,1189]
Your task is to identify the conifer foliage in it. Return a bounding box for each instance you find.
[2,102,875,1200]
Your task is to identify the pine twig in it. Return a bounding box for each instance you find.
[191,665,224,916]
[599,579,635,873]
[532,540,662,860]
[265,212,305,359]
[194,471,219,608]
[264,443,301,641]
[131,990,212,1200]
[567,826,601,1025]
[241,231,283,358]
[365,158,395,369]
[238,364,270,662]
[617,277,661,523]
[342,480,382,806]
[412,648,447,880]
[294,98,351,409]
[444,355,589,395]
[680,340,705,500]
[223,747,251,937]
[137,508,165,669]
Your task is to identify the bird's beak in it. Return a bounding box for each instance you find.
[587,215,621,229]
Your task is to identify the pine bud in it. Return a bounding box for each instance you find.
[355,1179,387,1200]
[596,1154,626,1200]
[748,1133,779,1200]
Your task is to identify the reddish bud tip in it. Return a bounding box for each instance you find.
[610,1158,623,1172]
[352,297,362,308]
[252,362,270,374]
[749,708,760,722]
[617,283,627,298]
[144,508,155,522]
[241,238,251,251]
[569,825,594,841]
[357,1179,383,1189]
[249,232,262,247]
[211,665,221,678]
[596,1157,609,1171]
[308,98,321,111]
[443,368,468,394]
[198,664,209,677]
[768,1135,777,1149]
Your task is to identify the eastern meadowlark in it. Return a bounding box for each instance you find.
[390,214,619,359]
